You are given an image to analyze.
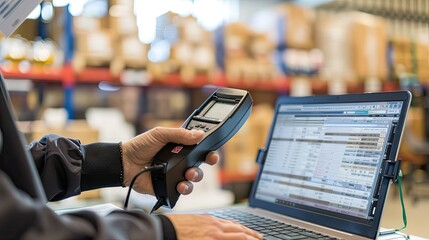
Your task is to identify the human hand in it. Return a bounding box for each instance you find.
[166,214,263,240]
[121,127,219,195]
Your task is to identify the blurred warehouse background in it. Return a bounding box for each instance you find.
[1,0,428,237]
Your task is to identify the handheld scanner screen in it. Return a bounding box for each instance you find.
[202,102,236,120]
[183,88,251,141]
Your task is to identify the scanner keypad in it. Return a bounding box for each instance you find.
[187,121,213,132]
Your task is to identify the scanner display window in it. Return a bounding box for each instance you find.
[203,102,236,120]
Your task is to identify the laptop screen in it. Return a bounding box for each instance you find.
[254,100,404,224]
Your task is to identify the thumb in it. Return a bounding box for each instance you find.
[151,127,205,145]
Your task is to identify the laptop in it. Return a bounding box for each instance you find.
[0,72,47,203]
[195,91,411,240]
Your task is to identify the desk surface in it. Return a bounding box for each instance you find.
[379,235,427,240]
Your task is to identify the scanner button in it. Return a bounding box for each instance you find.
[187,126,194,130]
[195,124,201,127]
[200,124,207,128]
[171,145,184,153]
[205,127,210,131]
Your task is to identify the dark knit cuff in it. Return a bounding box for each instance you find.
[80,142,122,191]
[157,215,177,240]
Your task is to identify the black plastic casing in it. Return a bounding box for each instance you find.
[151,88,252,209]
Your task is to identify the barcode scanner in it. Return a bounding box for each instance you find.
[150,88,252,212]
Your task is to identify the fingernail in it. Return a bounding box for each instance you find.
[183,184,189,192]
[192,171,199,181]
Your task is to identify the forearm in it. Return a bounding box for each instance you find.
[0,171,168,240]
[24,134,177,239]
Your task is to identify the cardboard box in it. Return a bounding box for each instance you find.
[31,120,99,144]
[276,3,315,50]
[392,37,412,74]
[223,23,277,83]
[162,16,216,82]
[169,41,216,82]
[399,107,428,166]
[111,36,149,76]
[73,30,113,72]
[417,42,429,83]
[316,12,388,82]
[10,19,38,41]
[351,13,388,81]
[119,36,148,66]
[248,33,277,81]
[110,0,134,5]
[109,15,138,37]
[315,12,355,83]
[223,104,274,174]
[73,16,104,34]
[179,16,211,44]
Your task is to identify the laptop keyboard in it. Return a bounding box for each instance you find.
[209,210,341,240]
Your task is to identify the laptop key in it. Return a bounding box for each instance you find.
[273,234,308,240]
[260,229,274,234]
[263,236,283,240]
[282,232,301,237]
[254,229,264,232]
[266,226,280,230]
[301,231,323,238]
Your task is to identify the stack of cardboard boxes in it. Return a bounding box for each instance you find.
[391,33,429,84]
[223,104,274,178]
[169,15,216,83]
[73,0,148,77]
[72,16,113,73]
[222,22,278,85]
[416,41,429,83]
[109,0,148,77]
[246,3,322,95]
[350,12,387,92]
[148,13,216,83]
[270,3,319,96]
[316,11,388,94]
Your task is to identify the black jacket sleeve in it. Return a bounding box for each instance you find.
[0,134,177,240]
[28,134,124,201]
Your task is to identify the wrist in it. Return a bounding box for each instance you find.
[121,140,154,194]
[118,142,125,187]
[81,142,123,190]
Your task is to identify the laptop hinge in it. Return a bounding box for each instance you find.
[256,148,266,165]
[382,159,401,183]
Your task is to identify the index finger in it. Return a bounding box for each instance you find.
[151,127,205,145]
